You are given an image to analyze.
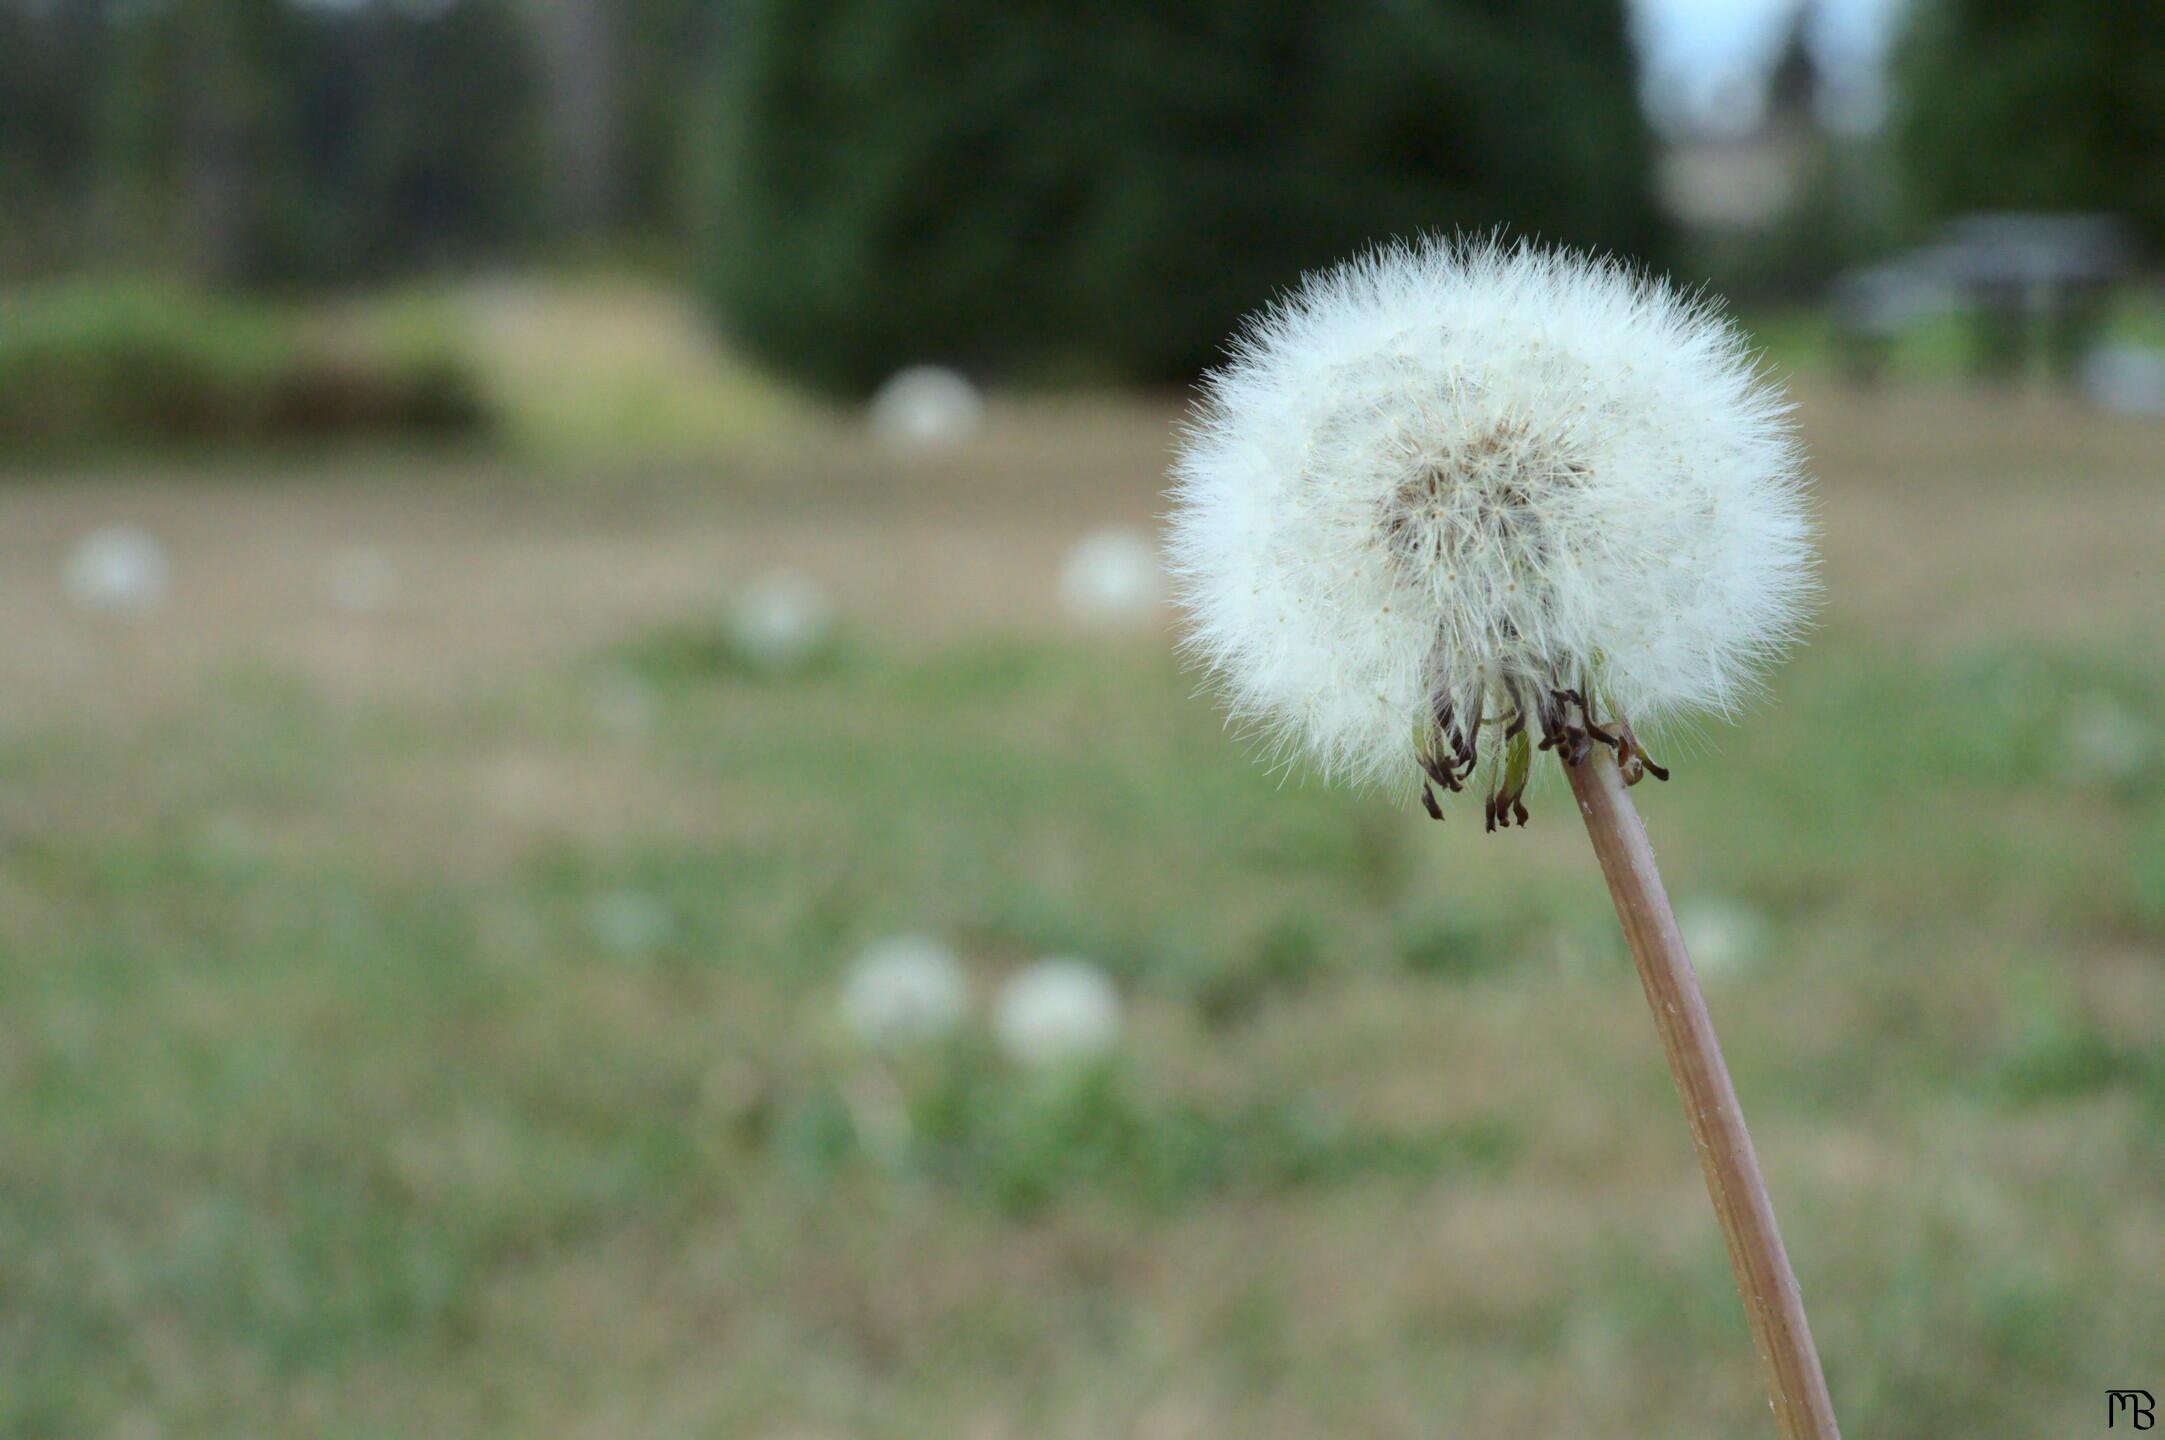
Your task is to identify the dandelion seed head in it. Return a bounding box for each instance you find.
[324,546,397,616]
[840,935,971,1051]
[2056,692,2149,786]
[869,365,984,450]
[1058,527,1164,627]
[65,526,170,615]
[1676,895,1772,979]
[1167,237,1814,801]
[992,958,1123,1069]
[586,890,673,958]
[728,569,836,673]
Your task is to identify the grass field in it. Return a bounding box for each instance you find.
[3,333,2164,1436]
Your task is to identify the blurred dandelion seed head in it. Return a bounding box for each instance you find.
[839,936,970,1050]
[65,526,171,615]
[1167,238,1814,798]
[586,890,673,958]
[1676,895,1773,979]
[587,669,660,737]
[869,365,984,450]
[1059,528,1164,626]
[728,569,837,673]
[993,958,1124,1069]
[324,546,398,616]
[2057,692,2150,785]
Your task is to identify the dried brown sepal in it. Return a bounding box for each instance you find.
[1488,724,1535,828]
[1419,749,1463,794]
[1547,687,1624,770]
[1425,698,1475,794]
[1418,683,1671,827]
[1612,717,1670,786]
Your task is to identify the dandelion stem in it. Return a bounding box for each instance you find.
[1565,746,1840,1440]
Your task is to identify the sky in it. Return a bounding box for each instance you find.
[1631,0,1907,134]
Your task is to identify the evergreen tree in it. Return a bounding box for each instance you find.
[710,0,1667,393]
[1896,0,2165,247]
[287,0,544,275]
[618,0,729,237]
[1,0,114,218]
[90,0,541,283]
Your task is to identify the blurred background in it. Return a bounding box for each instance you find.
[3,1,2163,1435]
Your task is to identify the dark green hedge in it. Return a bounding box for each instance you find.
[709,0,1666,393]
[0,283,485,450]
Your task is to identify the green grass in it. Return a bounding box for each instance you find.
[443,273,812,459]
[3,610,2162,1435]
[2,356,2160,1433]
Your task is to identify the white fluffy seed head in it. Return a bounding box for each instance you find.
[324,546,397,616]
[992,958,1123,1069]
[1167,237,1814,799]
[868,364,984,450]
[840,936,970,1051]
[728,569,837,673]
[65,526,170,615]
[1058,527,1164,626]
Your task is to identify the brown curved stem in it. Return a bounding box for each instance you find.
[1565,747,1841,1440]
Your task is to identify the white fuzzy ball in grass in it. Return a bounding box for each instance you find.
[1168,238,1813,808]
[586,890,673,958]
[728,569,836,673]
[992,958,1123,1069]
[869,365,983,450]
[587,668,660,738]
[1676,896,1772,979]
[65,527,171,615]
[324,546,398,616]
[839,936,970,1050]
[1059,528,1164,626]
[2056,692,2150,785]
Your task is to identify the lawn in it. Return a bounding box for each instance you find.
[1,368,2162,1437]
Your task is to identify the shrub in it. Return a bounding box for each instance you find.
[0,281,486,449]
[708,0,1668,393]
